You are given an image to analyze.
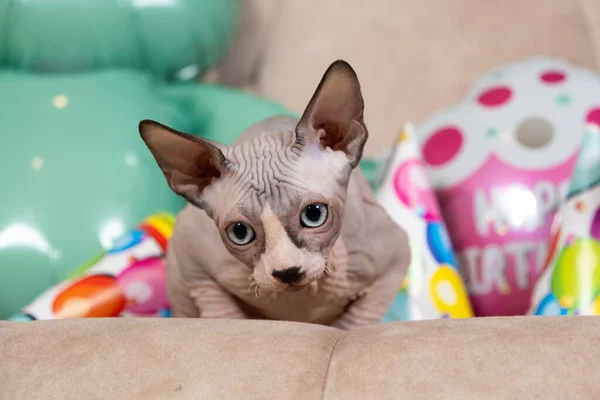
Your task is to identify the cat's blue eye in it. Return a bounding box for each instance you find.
[227,222,256,245]
[300,203,328,228]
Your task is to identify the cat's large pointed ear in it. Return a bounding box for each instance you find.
[295,60,368,168]
[139,120,232,207]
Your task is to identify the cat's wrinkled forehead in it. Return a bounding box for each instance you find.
[206,132,348,218]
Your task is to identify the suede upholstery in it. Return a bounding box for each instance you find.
[1,317,598,399]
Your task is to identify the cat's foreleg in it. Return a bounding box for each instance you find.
[332,253,409,330]
[166,248,248,319]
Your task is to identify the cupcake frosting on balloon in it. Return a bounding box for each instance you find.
[419,56,600,188]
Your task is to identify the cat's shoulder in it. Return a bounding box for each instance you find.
[171,205,219,249]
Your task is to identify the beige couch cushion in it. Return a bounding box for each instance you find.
[1,316,599,399]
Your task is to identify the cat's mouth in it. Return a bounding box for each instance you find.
[284,285,305,293]
[253,260,330,294]
[281,269,328,292]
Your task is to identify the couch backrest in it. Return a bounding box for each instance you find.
[1,316,598,399]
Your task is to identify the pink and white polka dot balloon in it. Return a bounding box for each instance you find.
[416,56,600,317]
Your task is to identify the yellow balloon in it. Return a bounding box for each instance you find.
[429,265,474,318]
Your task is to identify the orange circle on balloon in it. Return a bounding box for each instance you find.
[52,275,126,318]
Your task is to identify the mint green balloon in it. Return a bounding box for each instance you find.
[0,70,296,319]
[0,71,179,318]
[157,84,300,144]
[0,0,240,80]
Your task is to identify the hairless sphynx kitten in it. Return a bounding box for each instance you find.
[139,60,410,330]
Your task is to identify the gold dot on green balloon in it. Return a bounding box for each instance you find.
[556,94,571,106]
[486,127,498,138]
[53,95,68,109]
[31,157,44,170]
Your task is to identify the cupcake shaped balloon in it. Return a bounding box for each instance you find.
[417,56,600,316]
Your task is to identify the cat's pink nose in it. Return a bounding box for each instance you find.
[272,267,304,284]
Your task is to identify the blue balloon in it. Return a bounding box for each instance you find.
[426,221,458,267]
[567,127,600,199]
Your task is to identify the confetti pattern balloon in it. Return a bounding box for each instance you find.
[534,293,566,316]
[591,207,600,242]
[593,295,600,315]
[567,124,600,198]
[117,257,168,316]
[377,124,473,321]
[9,212,177,320]
[7,313,35,322]
[393,159,442,221]
[52,275,126,318]
[429,265,473,318]
[529,128,600,317]
[108,230,145,254]
[542,215,562,271]
[382,236,420,322]
[551,238,600,312]
[426,221,457,267]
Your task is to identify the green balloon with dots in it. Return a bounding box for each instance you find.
[551,238,600,312]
